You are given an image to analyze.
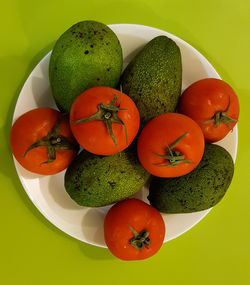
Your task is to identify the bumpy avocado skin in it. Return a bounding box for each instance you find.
[49,20,123,113]
[64,148,151,207]
[120,36,182,126]
[148,144,234,213]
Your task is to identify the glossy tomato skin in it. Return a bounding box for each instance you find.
[10,108,78,175]
[178,78,240,142]
[104,198,165,261]
[137,113,205,177]
[70,87,140,155]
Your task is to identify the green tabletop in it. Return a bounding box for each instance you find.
[1,0,249,284]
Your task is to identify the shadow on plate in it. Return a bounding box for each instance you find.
[14,161,44,180]
[30,52,58,109]
[117,33,147,70]
[31,76,56,109]
[81,207,108,246]
[77,208,113,260]
[39,172,82,210]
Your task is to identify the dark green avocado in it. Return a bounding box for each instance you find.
[120,35,182,127]
[64,148,151,207]
[148,144,234,213]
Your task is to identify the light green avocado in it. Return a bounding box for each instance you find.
[148,144,234,213]
[64,147,151,207]
[120,35,182,127]
[49,20,123,113]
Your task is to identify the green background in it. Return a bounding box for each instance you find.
[1,0,249,284]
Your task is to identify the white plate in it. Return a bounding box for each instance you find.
[12,24,238,247]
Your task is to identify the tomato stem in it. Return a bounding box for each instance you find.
[200,97,238,130]
[72,89,128,153]
[104,112,112,119]
[24,115,78,164]
[152,132,194,167]
[128,224,150,251]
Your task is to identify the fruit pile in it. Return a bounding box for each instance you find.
[10,20,239,261]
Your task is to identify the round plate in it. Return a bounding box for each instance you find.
[12,24,238,247]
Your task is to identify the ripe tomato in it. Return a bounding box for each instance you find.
[70,86,140,155]
[10,108,78,175]
[104,198,165,261]
[178,78,240,142]
[137,113,204,177]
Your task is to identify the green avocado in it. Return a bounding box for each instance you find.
[49,20,123,113]
[120,35,182,126]
[148,144,234,213]
[64,148,151,207]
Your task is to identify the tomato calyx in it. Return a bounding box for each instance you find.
[24,116,78,164]
[200,99,238,130]
[128,224,150,251]
[152,132,194,167]
[73,93,128,152]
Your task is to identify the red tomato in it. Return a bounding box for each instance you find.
[137,113,204,177]
[70,86,140,155]
[104,198,165,261]
[10,108,78,175]
[178,78,240,142]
